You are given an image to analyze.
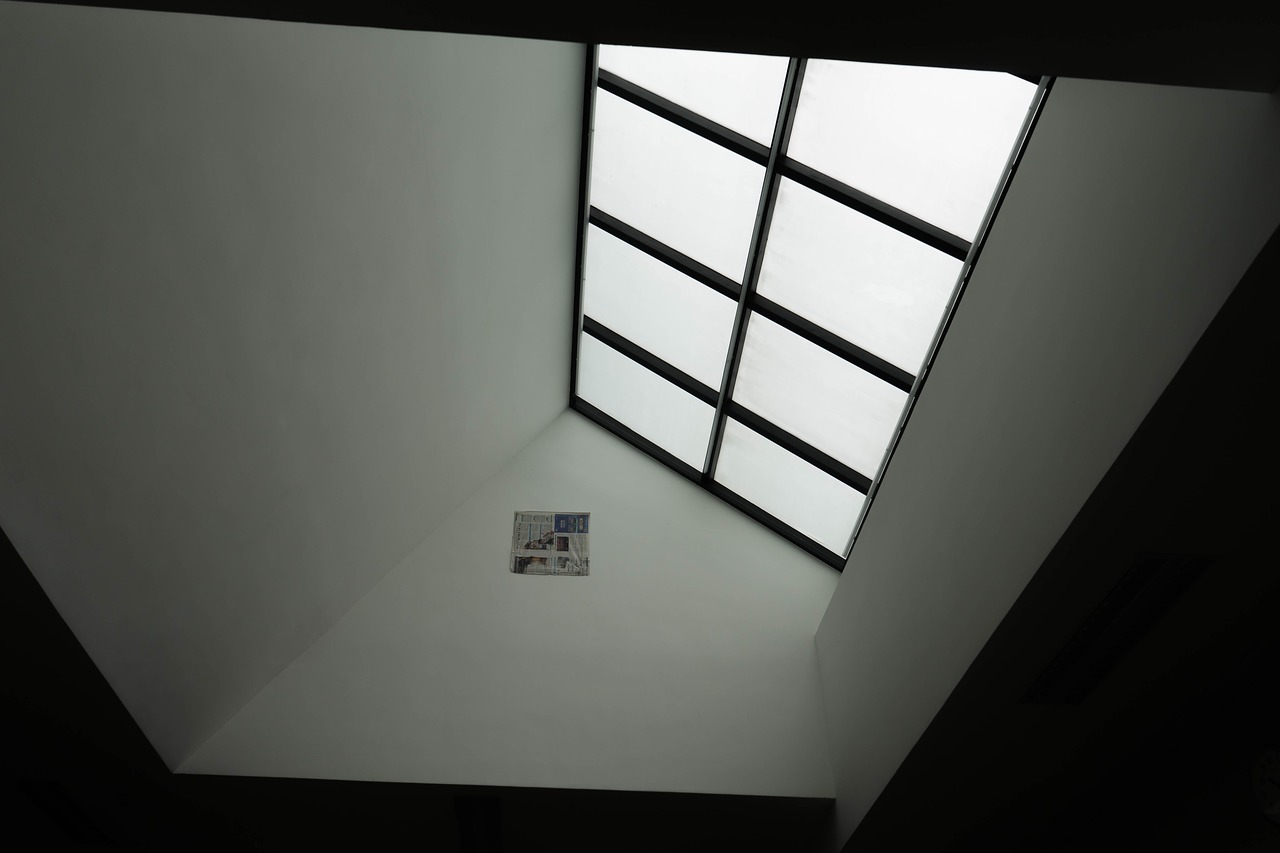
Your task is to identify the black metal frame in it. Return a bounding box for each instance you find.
[570,43,1051,570]
[598,70,769,165]
[567,46,598,402]
[702,58,806,480]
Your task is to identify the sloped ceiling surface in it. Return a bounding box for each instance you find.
[815,78,1280,845]
[0,1,583,767]
[178,412,839,798]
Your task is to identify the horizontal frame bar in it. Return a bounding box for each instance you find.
[581,316,719,405]
[571,398,844,570]
[703,480,845,569]
[589,214,915,395]
[584,314,872,493]
[778,158,970,260]
[597,69,770,165]
[752,295,915,393]
[589,208,741,301]
[726,403,872,494]
[572,398,703,485]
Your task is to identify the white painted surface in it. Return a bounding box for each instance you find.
[0,2,582,768]
[181,412,838,798]
[814,79,1280,848]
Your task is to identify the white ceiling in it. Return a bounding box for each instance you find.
[177,411,840,798]
[0,2,583,767]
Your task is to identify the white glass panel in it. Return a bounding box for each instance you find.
[758,178,963,375]
[734,314,907,478]
[788,61,1036,241]
[599,44,788,145]
[583,225,736,389]
[591,89,765,282]
[716,418,864,554]
[576,333,714,469]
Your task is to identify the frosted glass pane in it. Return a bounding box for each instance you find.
[758,178,963,375]
[577,334,714,469]
[599,44,787,145]
[716,418,864,554]
[583,225,736,389]
[591,89,765,281]
[734,314,907,478]
[788,61,1036,241]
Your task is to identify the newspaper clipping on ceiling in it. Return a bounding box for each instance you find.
[510,511,590,576]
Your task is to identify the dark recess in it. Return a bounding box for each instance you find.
[1023,554,1212,705]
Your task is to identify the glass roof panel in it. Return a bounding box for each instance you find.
[733,313,908,479]
[787,60,1036,241]
[598,44,787,145]
[575,45,1040,565]
[590,89,765,282]
[716,418,865,554]
[582,225,736,390]
[757,177,964,375]
[577,333,715,469]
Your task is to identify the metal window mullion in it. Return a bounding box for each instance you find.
[588,208,741,302]
[572,397,703,485]
[752,294,914,393]
[596,69,770,165]
[570,397,844,570]
[587,309,881,512]
[569,46,599,403]
[726,402,872,494]
[777,158,971,261]
[704,480,845,569]
[581,316,718,405]
[703,57,808,483]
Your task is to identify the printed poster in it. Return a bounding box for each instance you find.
[510,511,590,575]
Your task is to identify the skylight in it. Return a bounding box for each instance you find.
[571,45,1045,569]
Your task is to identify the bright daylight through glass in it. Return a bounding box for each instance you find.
[573,45,1039,567]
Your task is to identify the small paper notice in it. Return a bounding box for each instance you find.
[509,511,590,576]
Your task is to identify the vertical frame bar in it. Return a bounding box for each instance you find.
[568,45,599,403]
[702,57,807,481]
